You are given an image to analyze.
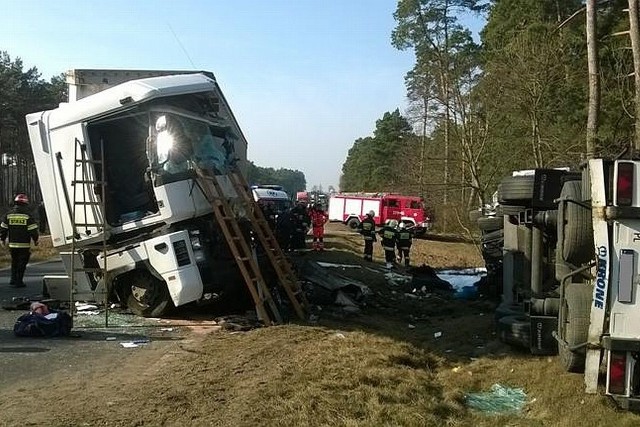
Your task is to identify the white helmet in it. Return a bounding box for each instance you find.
[398,222,406,229]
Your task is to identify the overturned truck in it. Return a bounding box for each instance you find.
[27,69,258,317]
[476,161,640,409]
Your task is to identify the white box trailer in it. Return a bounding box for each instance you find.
[27,69,253,317]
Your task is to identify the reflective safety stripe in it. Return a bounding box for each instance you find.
[27,224,38,230]
[364,236,374,240]
[383,246,395,251]
[0,222,7,229]
[8,242,31,248]
[7,214,29,226]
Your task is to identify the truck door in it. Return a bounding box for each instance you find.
[383,198,401,222]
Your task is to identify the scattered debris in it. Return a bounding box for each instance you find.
[120,342,140,348]
[216,315,260,331]
[75,303,99,311]
[301,261,371,311]
[385,272,412,287]
[434,331,443,338]
[75,310,100,315]
[316,262,360,268]
[120,339,150,348]
[466,384,527,414]
[408,324,416,329]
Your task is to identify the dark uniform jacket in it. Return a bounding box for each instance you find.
[0,205,39,248]
[378,225,397,251]
[396,228,413,249]
[291,205,310,231]
[358,216,376,240]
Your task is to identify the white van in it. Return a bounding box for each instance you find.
[252,185,291,217]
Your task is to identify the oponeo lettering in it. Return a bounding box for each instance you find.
[593,246,608,309]
[536,322,543,349]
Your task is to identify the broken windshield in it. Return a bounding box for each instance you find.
[151,111,236,180]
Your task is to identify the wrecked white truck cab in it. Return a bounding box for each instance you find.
[26,70,251,316]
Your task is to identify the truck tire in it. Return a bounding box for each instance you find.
[477,216,503,231]
[497,315,530,349]
[346,217,360,230]
[557,180,593,265]
[558,283,591,373]
[498,175,535,206]
[126,271,173,317]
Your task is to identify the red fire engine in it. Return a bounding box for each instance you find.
[327,193,432,234]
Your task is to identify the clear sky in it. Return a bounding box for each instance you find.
[2,0,483,191]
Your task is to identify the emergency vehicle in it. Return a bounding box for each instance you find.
[327,193,431,234]
[252,185,291,216]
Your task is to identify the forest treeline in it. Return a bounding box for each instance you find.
[340,0,636,231]
[2,1,637,228]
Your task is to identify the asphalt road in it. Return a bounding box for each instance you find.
[0,258,212,389]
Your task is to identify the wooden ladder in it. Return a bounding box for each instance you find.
[195,169,288,325]
[228,171,308,320]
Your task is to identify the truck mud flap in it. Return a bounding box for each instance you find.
[529,315,558,355]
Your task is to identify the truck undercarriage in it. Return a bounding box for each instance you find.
[474,160,640,409]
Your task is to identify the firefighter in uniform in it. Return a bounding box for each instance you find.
[357,210,376,261]
[0,194,39,288]
[396,222,413,267]
[275,208,294,251]
[309,203,329,251]
[290,201,310,250]
[378,219,398,269]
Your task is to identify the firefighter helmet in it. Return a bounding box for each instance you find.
[398,222,406,229]
[388,219,398,228]
[367,210,375,217]
[14,193,29,205]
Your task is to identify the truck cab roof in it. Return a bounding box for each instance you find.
[29,73,218,131]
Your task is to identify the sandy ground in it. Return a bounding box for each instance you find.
[0,223,501,426]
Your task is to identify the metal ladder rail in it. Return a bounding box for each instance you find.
[70,139,109,326]
[228,171,308,320]
[195,170,282,325]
